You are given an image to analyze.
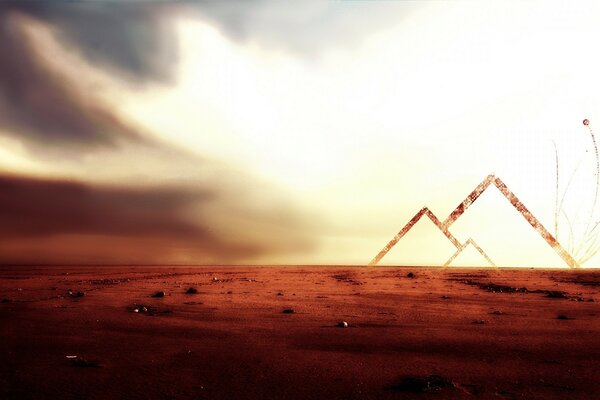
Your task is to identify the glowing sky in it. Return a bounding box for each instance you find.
[2,1,600,267]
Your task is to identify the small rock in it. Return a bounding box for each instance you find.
[276,292,284,296]
[441,295,450,299]
[472,319,486,324]
[152,291,166,298]
[491,310,504,315]
[211,277,219,282]
[389,374,455,393]
[336,321,348,328]
[282,308,295,314]
[132,305,149,314]
[556,314,572,320]
[227,291,233,294]
[185,287,198,295]
[407,272,415,278]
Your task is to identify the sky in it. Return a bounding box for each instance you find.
[1,0,600,267]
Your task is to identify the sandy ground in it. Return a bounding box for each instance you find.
[0,266,599,399]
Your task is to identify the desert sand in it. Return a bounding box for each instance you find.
[0,266,599,399]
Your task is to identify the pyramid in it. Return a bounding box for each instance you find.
[445,239,495,267]
[380,209,458,266]
[449,183,566,267]
[371,175,578,268]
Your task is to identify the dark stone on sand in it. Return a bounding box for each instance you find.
[336,321,348,328]
[441,295,450,299]
[491,310,504,315]
[407,272,414,278]
[282,308,295,314]
[545,290,568,299]
[480,283,528,293]
[277,292,284,296]
[152,291,166,298]
[457,279,582,300]
[389,375,455,393]
[556,314,572,320]
[472,319,486,324]
[185,287,198,294]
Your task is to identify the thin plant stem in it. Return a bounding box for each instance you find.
[583,121,600,239]
[553,140,560,238]
[561,208,575,255]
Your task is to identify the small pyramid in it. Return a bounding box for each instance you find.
[445,240,495,267]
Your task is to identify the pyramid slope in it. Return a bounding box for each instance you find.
[445,240,495,267]
[380,214,457,266]
[450,185,566,267]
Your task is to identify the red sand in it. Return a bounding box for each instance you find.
[0,266,599,399]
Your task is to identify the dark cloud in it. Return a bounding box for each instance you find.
[2,2,177,83]
[0,2,176,152]
[0,174,206,238]
[0,173,315,265]
[0,174,255,264]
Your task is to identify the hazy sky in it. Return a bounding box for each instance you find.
[1,0,600,267]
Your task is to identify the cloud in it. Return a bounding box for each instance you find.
[0,174,206,238]
[0,1,414,152]
[0,173,314,264]
[189,1,416,55]
[0,2,178,152]
[1,2,176,83]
